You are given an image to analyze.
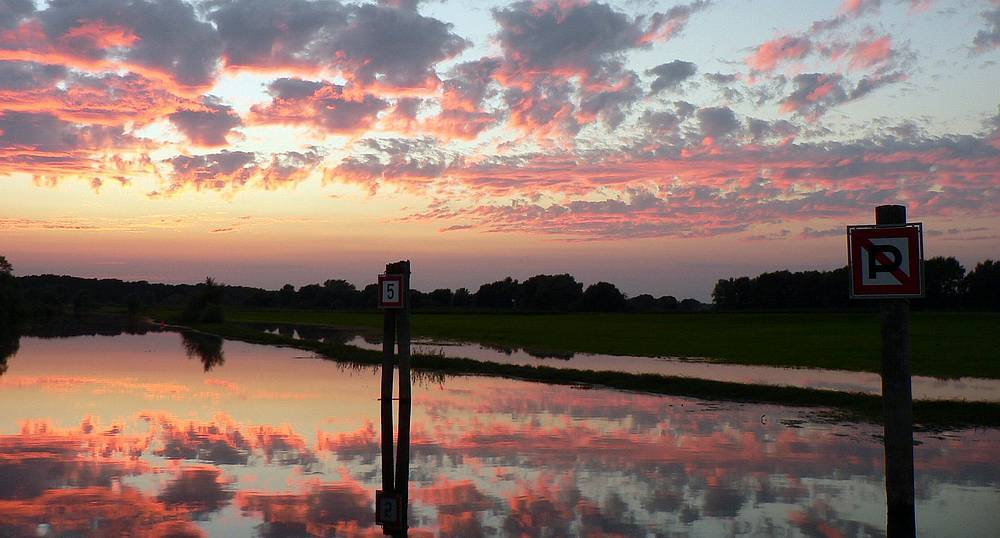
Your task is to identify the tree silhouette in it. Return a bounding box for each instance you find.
[583,282,627,312]
[182,331,225,372]
[964,260,1000,310]
[181,277,225,323]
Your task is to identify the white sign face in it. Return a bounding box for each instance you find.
[858,236,911,285]
[382,280,399,303]
[378,274,404,308]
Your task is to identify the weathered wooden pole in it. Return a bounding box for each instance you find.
[380,269,396,495]
[393,260,412,536]
[376,261,410,537]
[876,204,916,538]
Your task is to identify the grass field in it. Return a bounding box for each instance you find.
[199,309,1000,379]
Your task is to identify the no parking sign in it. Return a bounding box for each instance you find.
[847,223,924,298]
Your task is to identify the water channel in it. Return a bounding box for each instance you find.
[258,323,1000,402]
[0,330,997,536]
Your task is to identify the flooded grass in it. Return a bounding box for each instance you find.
[195,309,1000,379]
[181,320,1000,430]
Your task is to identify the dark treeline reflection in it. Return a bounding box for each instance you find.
[0,330,17,376]
[181,332,225,372]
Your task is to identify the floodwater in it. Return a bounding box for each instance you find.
[0,331,998,537]
[259,323,1000,402]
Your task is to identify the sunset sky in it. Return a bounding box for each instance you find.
[0,0,997,299]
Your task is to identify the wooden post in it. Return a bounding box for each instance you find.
[394,261,412,536]
[876,204,916,538]
[377,261,411,537]
[380,300,396,494]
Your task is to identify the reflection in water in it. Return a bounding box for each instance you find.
[247,322,1000,402]
[0,331,16,376]
[0,333,996,536]
[182,332,225,372]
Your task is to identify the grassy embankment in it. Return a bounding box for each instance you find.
[211,309,999,379]
[163,310,1000,429]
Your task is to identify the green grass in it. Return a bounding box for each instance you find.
[205,309,1000,379]
[177,320,1000,430]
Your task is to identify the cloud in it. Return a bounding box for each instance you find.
[0,68,194,127]
[696,106,739,139]
[325,137,452,193]
[258,148,325,189]
[840,0,881,17]
[973,7,1000,53]
[0,0,221,91]
[158,148,323,195]
[401,124,999,240]
[647,60,697,93]
[779,73,848,119]
[163,150,257,192]
[441,57,501,112]
[0,111,145,177]
[208,0,467,92]
[168,97,242,146]
[490,1,709,136]
[249,78,387,134]
[846,35,895,70]
[0,0,33,29]
[747,36,812,72]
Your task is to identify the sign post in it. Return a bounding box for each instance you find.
[848,205,921,537]
[376,261,411,537]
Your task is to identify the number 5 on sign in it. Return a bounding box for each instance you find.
[378,274,405,309]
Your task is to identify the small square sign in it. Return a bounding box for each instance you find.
[375,490,402,527]
[378,274,404,308]
[847,223,924,298]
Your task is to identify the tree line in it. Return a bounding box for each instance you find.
[0,259,699,320]
[2,254,997,328]
[711,257,999,310]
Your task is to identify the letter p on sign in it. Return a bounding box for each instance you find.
[847,224,923,298]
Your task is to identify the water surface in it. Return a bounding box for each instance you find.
[258,322,1000,402]
[0,332,997,536]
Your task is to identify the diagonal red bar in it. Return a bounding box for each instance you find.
[857,236,910,283]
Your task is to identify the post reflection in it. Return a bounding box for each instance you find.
[0,333,995,536]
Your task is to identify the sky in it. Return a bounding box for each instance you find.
[0,0,997,300]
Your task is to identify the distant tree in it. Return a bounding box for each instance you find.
[518,274,582,311]
[72,290,92,317]
[627,294,656,312]
[408,289,427,309]
[712,278,738,308]
[678,298,703,311]
[181,277,225,323]
[0,256,17,329]
[429,288,453,307]
[923,256,965,309]
[583,282,627,312]
[278,284,296,306]
[475,277,519,309]
[361,283,379,309]
[452,288,471,307]
[963,260,1000,310]
[656,295,679,310]
[295,284,325,308]
[323,279,359,309]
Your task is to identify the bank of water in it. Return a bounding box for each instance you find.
[0,331,996,536]
[257,323,1000,402]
